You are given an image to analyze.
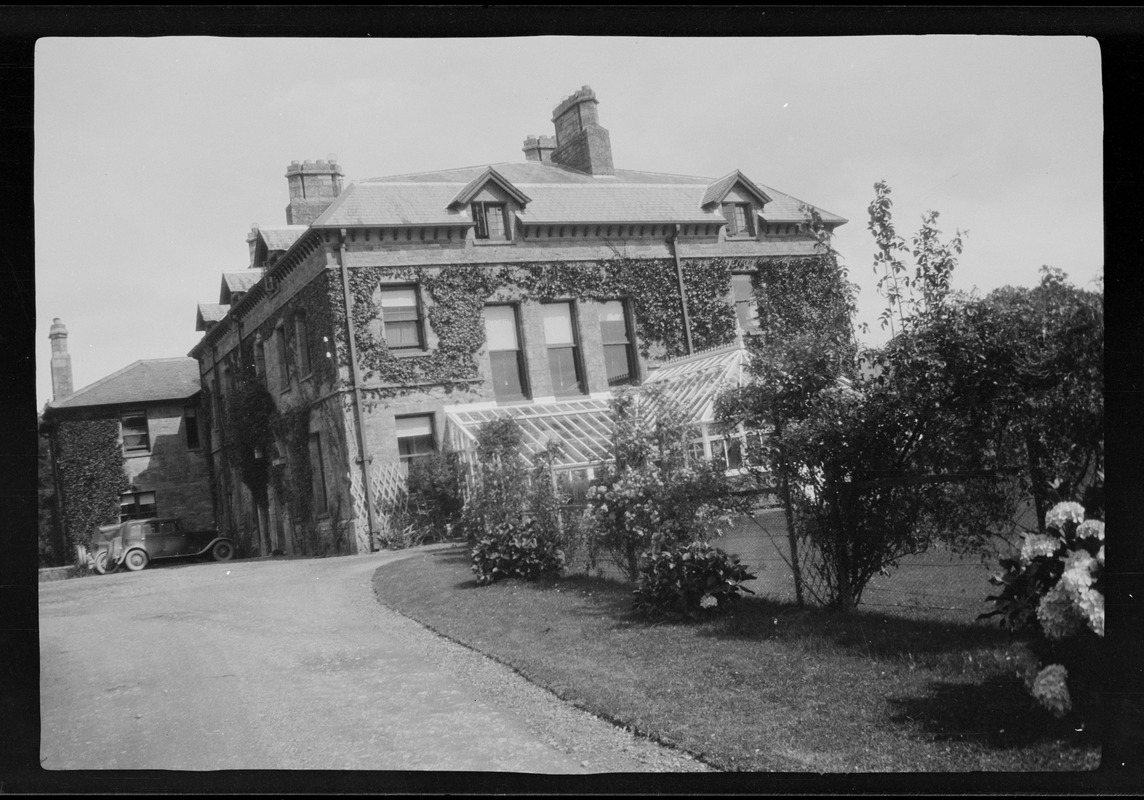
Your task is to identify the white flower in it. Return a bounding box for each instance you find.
[699,595,718,609]
[1077,586,1105,637]
[1037,583,1086,641]
[1020,533,1062,565]
[1031,663,1072,718]
[1077,519,1104,542]
[1059,550,1097,594]
[1097,545,1104,566]
[1045,502,1087,532]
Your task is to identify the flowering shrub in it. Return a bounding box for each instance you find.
[981,500,1104,718]
[633,542,756,619]
[470,518,565,586]
[585,389,741,581]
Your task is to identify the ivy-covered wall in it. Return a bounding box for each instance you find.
[330,256,787,399]
[51,418,130,550]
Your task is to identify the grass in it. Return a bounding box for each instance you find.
[372,543,1101,773]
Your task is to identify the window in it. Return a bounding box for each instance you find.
[472,202,509,241]
[396,415,435,468]
[120,491,157,521]
[184,406,201,450]
[379,286,424,349]
[276,325,291,389]
[308,433,328,515]
[484,305,528,399]
[255,338,267,385]
[295,314,312,375]
[731,274,759,333]
[542,302,584,396]
[722,202,754,237]
[121,410,150,453]
[600,300,636,387]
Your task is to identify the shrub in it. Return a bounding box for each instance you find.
[404,449,465,541]
[586,389,741,581]
[633,542,756,619]
[981,501,1104,719]
[470,518,566,586]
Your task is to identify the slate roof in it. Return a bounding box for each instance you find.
[256,225,308,252]
[47,358,201,411]
[220,270,262,304]
[313,162,846,229]
[196,303,230,331]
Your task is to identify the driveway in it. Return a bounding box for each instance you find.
[39,547,706,774]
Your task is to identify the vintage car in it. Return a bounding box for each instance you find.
[76,517,236,574]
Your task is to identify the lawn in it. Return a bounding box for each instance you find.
[371,543,1100,774]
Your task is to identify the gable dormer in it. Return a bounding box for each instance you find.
[701,171,773,239]
[448,167,531,242]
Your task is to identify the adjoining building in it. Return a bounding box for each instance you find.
[41,319,215,555]
[191,85,846,557]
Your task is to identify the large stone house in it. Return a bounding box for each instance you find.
[191,85,846,557]
[41,319,215,554]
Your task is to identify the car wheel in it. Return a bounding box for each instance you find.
[93,550,118,575]
[123,550,149,572]
[211,540,235,562]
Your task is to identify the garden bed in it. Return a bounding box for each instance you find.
[372,544,1100,773]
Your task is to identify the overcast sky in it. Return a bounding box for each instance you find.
[34,36,1103,410]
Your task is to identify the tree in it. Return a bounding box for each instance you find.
[717,183,1102,611]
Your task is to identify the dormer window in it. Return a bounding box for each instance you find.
[722,203,755,238]
[472,202,509,241]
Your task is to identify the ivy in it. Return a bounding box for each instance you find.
[338,256,762,399]
[52,418,130,549]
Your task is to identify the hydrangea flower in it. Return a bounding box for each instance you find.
[1020,532,1062,565]
[1097,544,1104,566]
[1077,519,1105,542]
[1037,583,1086,641]
[699,595,718,609]
[1077,586,1105,637]
[1045,501,1087,532]
[1031,664,1072,718]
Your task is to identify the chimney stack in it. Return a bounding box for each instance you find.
[522,134,557,162]
[285,155,345,225]
[549,86,614,176]
[49,318,73,401]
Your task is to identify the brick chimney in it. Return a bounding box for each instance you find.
[522,134,557,162]
[49,318,73,401]
[285,155,345,225]
[549,86,614,176]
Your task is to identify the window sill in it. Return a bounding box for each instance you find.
[124,450,151,459]
[390,348,431,359]
[473,239,514,247]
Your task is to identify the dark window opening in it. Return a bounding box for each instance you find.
[184,407,201,450]
[120,491,157,521]
[309,433,328,515]
[600,300,636,387]
[472,202,509,241]
[722,202,755,237]
[121,410,150,453]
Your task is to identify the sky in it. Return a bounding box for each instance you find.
[34,36,1103,410]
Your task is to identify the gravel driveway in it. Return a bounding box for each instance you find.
[39,547,707,774]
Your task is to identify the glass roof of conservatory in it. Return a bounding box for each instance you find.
[642,338,749,424]
[443,337,751,471]
[445,397,616,469]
